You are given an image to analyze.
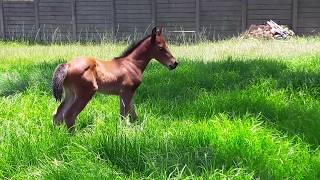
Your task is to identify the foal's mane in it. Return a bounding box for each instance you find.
[115,35,151,59]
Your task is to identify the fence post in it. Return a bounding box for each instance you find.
[111,0,116,38]
[71,0,77,41]
[292,0,298,32]
[0,0,4,38]
[34,0,39,30]
[151,0,157,27]
[241,0,248,32]
[34,0,39,41]
[195,0,200,32]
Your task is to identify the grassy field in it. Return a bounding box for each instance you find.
[1,37,320,179]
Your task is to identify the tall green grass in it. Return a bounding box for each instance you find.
[0,38,320,179]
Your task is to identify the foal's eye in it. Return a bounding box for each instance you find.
[159,47,164,51]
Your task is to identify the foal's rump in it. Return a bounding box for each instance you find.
[52,57,98,102]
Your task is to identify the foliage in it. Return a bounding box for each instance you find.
[0,38,320,179]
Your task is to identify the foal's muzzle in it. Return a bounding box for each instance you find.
[169,61,178,70]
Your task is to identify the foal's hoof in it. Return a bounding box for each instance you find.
[53,121,62,127]
[119,117,132,126]
[52,116,63,127]
[129,116,138,124]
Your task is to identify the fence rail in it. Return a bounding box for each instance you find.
[0,0,319,42]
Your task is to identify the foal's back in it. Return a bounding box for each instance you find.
[65,56,124,95]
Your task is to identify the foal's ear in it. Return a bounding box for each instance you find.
[152,27,157,36]
[151,27,163,43]
[151,27,157,43]
[158,27,163,35]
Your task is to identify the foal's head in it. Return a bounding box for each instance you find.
[150,27,178,70]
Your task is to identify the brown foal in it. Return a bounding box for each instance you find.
[52,27,178,130]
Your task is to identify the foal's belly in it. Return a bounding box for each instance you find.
[96,81,121,95]
[95,61,122,95]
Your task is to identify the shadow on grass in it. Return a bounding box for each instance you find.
[0,61,61,96]
[93,119,319,179]
[1,58,320,146]
[136,59,320,146]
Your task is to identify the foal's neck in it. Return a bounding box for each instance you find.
[126,39,152,73]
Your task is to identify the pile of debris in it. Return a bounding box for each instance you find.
[244,20,295,39]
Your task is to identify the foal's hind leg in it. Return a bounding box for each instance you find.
[64,89,95,131]
[53,101,66,125]
[63,67,98,131]
[53,88,75,126]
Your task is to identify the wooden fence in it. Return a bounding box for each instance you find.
[0,0,319,41]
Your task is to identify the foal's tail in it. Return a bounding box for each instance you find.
[52,63,68,102]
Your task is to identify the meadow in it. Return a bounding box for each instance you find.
[0,37,320,179]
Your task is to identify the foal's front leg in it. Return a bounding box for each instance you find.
[129,99,137,122]
[120,90,137,123]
